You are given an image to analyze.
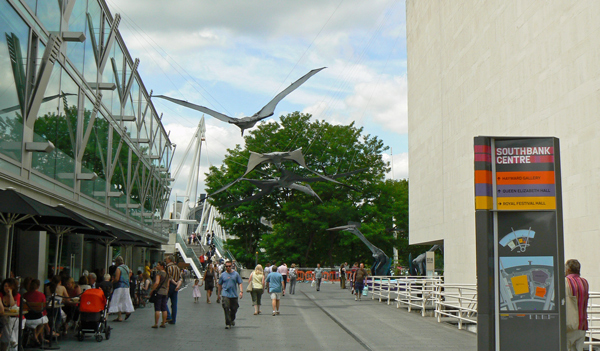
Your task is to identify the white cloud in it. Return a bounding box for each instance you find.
[345,75,408,134]
[382,152,408,180]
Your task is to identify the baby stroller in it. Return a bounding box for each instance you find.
[75,288,112,342]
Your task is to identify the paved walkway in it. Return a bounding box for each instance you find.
[56,281,476,351]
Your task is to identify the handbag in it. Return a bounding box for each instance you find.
[246,273,254,292]
[149,274,167,303]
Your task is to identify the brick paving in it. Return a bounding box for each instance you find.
[54,281,476,351]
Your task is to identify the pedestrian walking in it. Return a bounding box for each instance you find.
[265,265,283,316]
[149,261,169,328]
[565,259,589,351]
[264,263,272,281]
[314,263,323,291]
[288,264,297,295]
[165,255,182,325]
[350,262,358,294]
[248,264,265,315]
[202,263,216,303]
[278,262,288,296]
[109,256,134,321]
[193,279,202,303]
[339,263,346,289]
[217,261,243,329]
[353,263,368,301]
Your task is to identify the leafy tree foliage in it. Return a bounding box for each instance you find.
[206,112,426,269]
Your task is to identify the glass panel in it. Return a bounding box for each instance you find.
[0,2,29,162]
[83,0,102,82]
[32,66,78,188]
[110,133,129,214]
[66,0,87,74]
[36,0,61,32]
[129,153,141,221]
[159,137,167,168]
[80,96,109,203]
[23,0,36,13]
[110,44,124,116]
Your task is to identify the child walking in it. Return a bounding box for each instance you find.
[193,279,202,303]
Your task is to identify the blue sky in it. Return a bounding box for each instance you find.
[106,0,408,200]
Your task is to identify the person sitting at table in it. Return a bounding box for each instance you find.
[78,276,91,292]
[23,279,49,346]
[63,277,81,331]
[45,276,68,335]
[0,278,23,351]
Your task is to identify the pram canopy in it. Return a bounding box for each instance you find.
[79,288,107,313]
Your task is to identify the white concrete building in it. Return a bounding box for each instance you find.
[407,1,600,289]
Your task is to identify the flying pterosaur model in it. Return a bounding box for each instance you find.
[328,222,392,276]
[221,172,321,208]
[217,168,366,208]
[210,148,360,197]
[153,67,326,135]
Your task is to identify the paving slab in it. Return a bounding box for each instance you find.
[54,281,476,350]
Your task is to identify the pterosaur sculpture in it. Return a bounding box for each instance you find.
[210,149,360,197]
[327,222,392,276]
[219,168,365,208]
[412,245,441,276]
[152,67,326,135]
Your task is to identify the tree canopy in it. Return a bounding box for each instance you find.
[205,112,427,268]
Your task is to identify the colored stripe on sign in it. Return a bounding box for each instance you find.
[496,184,555,198]
[476,196,493,210]
[475,154,492,163]
[497,196,556,210]
[475,183,493,197]
[496,171,554,185]
[475,170,493,184]
[474,145,491,154]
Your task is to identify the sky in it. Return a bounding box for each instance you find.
[104,0,409,207]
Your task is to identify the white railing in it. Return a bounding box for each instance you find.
[368,277,600,339]
[369,276,443,317]
[586,292,600,350]
[369,276,396,304]
[395,277,441,316]
[433,283,477,330]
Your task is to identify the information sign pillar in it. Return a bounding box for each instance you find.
[474,136,566,351]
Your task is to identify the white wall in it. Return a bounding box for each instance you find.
[407,0,600,288]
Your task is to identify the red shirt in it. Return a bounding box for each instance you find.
[0,291,23,319]
[23,290,47,317]
[0,291,20,308]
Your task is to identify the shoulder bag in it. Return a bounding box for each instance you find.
[246,272,254,292]
[149,274,167,303]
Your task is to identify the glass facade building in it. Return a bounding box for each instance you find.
[0,0,173,250]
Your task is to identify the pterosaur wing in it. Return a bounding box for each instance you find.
[293,168,367,191]
[153,95,234,123]
[254,67,326,118]
[208,178,243,197]
[242,151,272,177]
[221,188,271,209]
[288,183,322,202]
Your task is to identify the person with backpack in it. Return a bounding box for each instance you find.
[288,264,298,295]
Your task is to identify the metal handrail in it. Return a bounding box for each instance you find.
[433,282,477,330]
